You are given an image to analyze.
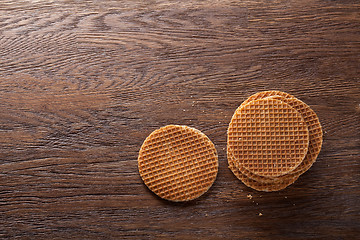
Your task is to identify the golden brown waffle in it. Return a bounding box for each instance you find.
[227,96,294,184]
[228,98,309,177]
[227,96,303,184]
[138,125,218,202]
[241,91,323,177]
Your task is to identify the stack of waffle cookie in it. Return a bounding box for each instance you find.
[227,91,323,191]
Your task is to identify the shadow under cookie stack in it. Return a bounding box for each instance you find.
[227,91,323,192]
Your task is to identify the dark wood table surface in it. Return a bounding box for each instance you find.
[1,0,359,239]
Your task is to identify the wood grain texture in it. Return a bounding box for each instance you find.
[0,0,359,239]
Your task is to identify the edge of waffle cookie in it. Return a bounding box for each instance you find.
[228,150,301,184]
[227,148,299,191]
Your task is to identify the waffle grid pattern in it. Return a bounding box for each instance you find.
[138,125,218,202]
[228,98,309,177]
[228,148,299,192]
[231,165,298,192]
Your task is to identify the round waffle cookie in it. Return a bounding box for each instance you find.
[138,125,218,202]
[241,91,323,177]
[227,148,299,192]
[227,96,289,184]
[227,96,305,184]
[228,98,309,178]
